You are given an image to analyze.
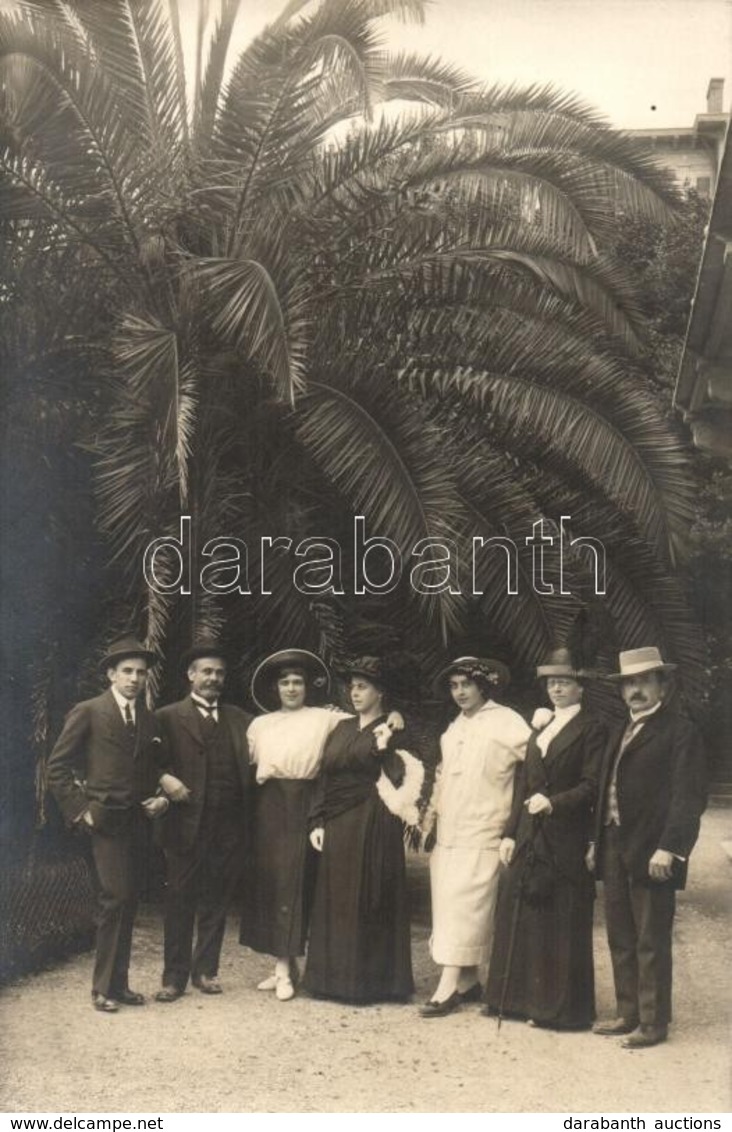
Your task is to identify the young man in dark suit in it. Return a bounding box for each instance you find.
[590,647,707,1048]
[47,637,177,1012]
[155,642,253,1001]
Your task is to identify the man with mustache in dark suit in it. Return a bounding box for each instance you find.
[47,637,180,1012]
[154,642,253,1001]
[590,647,706,1048]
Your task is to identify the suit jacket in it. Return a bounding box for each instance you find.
[594,701,706,889]
[47,689,169,835]
[504,708,605,883]
[155,697,254,853]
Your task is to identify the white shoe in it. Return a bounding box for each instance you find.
[257,974,278,991]
[275,976,295,1002]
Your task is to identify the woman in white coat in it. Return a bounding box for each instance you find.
[420,656,531,1017]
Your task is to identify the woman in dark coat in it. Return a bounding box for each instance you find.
[484,647,604,1030]
[303,657,423,1004]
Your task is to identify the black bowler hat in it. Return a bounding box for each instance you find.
[100,636,157,671]
[182,641,229,669]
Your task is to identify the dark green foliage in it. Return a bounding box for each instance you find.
[0,0,712,840]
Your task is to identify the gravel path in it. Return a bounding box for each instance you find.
[1,809,730,1114]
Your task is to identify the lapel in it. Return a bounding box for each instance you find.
[99,689,131,751]
[618,704,666,761]
[135,701,157,758]
[101,690,156,758]
[179,696,207,747]
[600,705,666,799]
[219,704,249,756]
[542,710,585,770]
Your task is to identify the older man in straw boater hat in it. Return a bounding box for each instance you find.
[590,647,706,1048]
[47,636,175,1012]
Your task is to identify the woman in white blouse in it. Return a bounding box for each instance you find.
[240,649,345,1001]
[241,649,404,1002]
[483,647,605,1029]
[420,656,531,1017]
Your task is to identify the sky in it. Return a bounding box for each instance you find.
[177,0,732,129]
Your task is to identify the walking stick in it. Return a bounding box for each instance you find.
[496,816,541,1032]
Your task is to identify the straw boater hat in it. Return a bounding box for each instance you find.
[432,655,511,699]
[250,648,330,713]
[100,636,156,671]
[536,646,594,680]
[181,640,229,669]
[607,646,677,681]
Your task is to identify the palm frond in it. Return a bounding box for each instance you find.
[0,11,147,258]
[51,0,183,148]
[196,0,240,144]
[384,50,476,106]
[194,254,308,404]
[295,375,470,638]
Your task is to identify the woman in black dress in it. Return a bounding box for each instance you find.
[304,657,423,1004]
[484,647,604,1029]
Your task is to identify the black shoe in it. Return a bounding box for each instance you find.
[458,983,482,1004]
[192,974,223,995]
[593,1017,639,1036]
[155,984,184,1003]
[622,1024,668,1049]
[115,988,146,1006]
[92,992,119,1013]
[419,991,461,1018]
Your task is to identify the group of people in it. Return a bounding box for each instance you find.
[47,633,707,1051]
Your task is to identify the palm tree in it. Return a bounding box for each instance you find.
[0,0,705,802]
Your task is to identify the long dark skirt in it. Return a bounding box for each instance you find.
[485,865,596,1029]
[240,778,317,958]
[303,793,414,1004]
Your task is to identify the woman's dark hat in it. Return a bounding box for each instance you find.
[100,637,157,671]
[182,640,229,669]
[536,646,594,680]
[433,655,510,698]
[336,652,420,699]
[337,656,388,687]
[250,648,330,713]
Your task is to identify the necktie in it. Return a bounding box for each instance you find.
[201,703,217,726]
[124,703,134,729]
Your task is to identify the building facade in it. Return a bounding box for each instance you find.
[628,78,728,198]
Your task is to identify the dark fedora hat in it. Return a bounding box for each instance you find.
[536,646,594,680]
[336,653,419,700]
[250,648,330,713]
[100,636,157,671]
[182,640,229,669]
[432,655,510,698]
[336,656,388,687]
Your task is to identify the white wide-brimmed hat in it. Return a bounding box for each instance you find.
[606,646,677,681]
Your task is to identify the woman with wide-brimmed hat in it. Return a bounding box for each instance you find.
[483,646,605,1029]
[240,648,345,1001]
[303,656,423,1004]
[241,648,404,1002]
[419,656,531,1017]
